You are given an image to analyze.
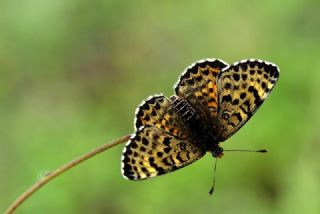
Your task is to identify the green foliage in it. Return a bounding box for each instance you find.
[1,0,320,213]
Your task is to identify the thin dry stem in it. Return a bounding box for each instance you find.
[5,134,131,214]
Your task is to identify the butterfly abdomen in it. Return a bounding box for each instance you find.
[170,95,217,147]
[170,95,197,122]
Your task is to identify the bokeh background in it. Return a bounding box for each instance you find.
[1,0,320,213]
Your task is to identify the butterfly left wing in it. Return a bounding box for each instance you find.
[216,59,280,142]
[134,94,187,139]
[122,126,205,180]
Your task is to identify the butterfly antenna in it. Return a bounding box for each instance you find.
[209,158,218,195]
[224,149,268,153]
[208,149,267,195]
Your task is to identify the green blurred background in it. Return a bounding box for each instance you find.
[1,0,320,213]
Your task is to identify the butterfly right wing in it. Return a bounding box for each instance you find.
[174,59,229,126]
[121,126,205,180]
[216,59,280,141]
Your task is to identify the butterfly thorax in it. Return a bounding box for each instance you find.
[170,95,220,153]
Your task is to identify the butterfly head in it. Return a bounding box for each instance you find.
[210,145,224,158]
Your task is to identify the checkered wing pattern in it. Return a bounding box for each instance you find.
[122,126,205,180]
[216,60,279,141]
[174,59,228,122]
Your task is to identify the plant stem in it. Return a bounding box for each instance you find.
[5,134,131,214]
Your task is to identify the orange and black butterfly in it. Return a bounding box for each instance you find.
[121,59,279,181]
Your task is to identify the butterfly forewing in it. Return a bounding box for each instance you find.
[122,126,206,180]
[216,60,279,141]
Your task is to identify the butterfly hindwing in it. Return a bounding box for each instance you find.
[134,94,187,138]
[174,59,228,96]
[122,126,205,180]
[217,59,280,141]
[174,59,229,123]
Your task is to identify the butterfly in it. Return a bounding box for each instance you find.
[121,58,279,181]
